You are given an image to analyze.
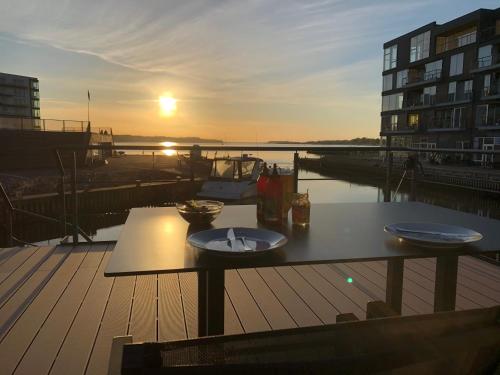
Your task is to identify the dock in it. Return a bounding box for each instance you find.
[0,243,498,374]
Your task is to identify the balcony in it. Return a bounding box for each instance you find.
[381,123,418,134]
[471,55,500,73]
[436,29,477,54]
[476,105,500,129]
[428,120,464,132]
[402,69,442,88]
[481,81,500,100]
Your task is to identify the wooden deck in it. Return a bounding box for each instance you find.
[0,243,499,374]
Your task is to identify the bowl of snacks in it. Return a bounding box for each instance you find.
[176,200,224,225]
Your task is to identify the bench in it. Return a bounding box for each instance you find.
[111,304,500,374]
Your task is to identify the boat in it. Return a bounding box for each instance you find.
[197,154,263,202]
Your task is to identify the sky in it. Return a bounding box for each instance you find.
[0,0,498,141]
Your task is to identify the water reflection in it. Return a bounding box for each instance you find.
[161,141,177,156]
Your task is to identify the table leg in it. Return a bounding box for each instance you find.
[434,255,458,312]
[197,269,225,336]
[385,258,404,314]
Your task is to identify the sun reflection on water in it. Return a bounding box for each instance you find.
[161,141,177,156]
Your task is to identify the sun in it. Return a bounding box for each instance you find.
[159,95,177,116]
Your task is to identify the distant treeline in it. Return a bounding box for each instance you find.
[113,134,223,143]
[269,137,384,145]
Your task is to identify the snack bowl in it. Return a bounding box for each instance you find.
[176,200,224,225]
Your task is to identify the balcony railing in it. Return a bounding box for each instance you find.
[482,82,500,98]
[436,30,477,54]
[381,124,418,133]
[403,69,442,86]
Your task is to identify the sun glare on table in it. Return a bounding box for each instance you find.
[159,95,177,117]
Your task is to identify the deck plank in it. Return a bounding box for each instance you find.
[128,274,157,342]
[0,247,24,266]
[85,275,135,375]
[418,258,500,301]
[237,268,296,330]
[49,245,113,375]
[315,264,375,313]
[404,259,481,311]
[411,258,498,307]
[0,246,68,340]
[0,246,89,375]
[274,266,338,324]
[334,262,416,316]
[293,265,365,318]
[256,267,321,327]
[362,261,434,314]
[13,246,105,375]
[460,256,500,280]
[0,246,39,284]
[225,269,270,333]
[0,247,54,306]
[178,273,198,338]
[224,291,244,335]
[158,274,187,341]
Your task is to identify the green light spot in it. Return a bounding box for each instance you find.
[347,277,353,283]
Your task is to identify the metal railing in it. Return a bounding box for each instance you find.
[0,116,94,133]
[436,31,477,54]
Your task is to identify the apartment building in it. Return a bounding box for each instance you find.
[380,8,500,165]
[0,72,40,130]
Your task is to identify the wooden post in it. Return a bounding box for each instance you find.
[152,152,155,169]
[384,136,392,202]
[386,258,404,314]
[293,151,299,193]
[71,152,78,244]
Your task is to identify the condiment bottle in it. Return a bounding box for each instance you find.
[264,163,282,224]
[256,162,269,222]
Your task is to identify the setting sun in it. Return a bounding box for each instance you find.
[159,95,177,116]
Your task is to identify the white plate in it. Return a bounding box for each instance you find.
[188,227,287,256]
[384,222,483,248]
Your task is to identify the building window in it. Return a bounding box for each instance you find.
[435,109,453,129]
[384,45,397,71]
[390,115,399,131]
[410,31,431,62]
[448,82,456,102]
[450,53,464,76]
[382,74,393,91]
[483,74,491,96]
[464,80,473,99]
[32,109,40,118]
[382,93,403,111]
[478,45,492,68]
[31,81,39,90]
[452,107,465,128]
[422,86,436,105]
[408,114,419,128]
[396,70,408,88]
[32,99,40,108]
[424,60,442,80]
[476,105,488,126]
